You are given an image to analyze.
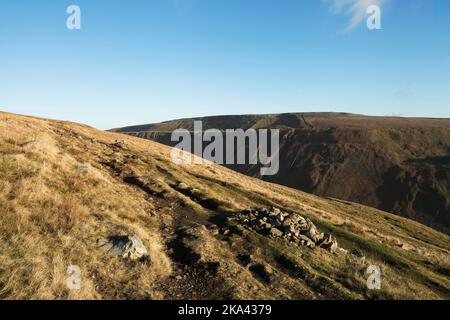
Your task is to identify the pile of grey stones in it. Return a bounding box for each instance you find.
[232,207,339,252]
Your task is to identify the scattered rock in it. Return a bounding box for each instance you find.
[231,207,342,252]
[271,207,281,215]
[296,234,315,248]
[321,239,338,253]
[269,228,283,237]
[208,225,220,235]
[97,235,148,260]
[400,243,413,251]
[262,222,272,230]
[284,224,297,234]
[177,182,190,191]
[112,140,127,148]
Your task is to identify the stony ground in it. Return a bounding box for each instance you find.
[0,111,449,300]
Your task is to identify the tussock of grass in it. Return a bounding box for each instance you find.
[31,196,88,233]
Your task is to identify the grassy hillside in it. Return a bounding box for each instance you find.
[112,113,450,234]
[1,111,449,299]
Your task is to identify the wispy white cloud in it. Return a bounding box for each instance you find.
[327,0,388,31]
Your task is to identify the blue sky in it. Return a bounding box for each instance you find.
[0,0,449,129]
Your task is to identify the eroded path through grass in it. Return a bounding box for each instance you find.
[1,112,449,299]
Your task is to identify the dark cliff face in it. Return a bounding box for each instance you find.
[112,113,450,234]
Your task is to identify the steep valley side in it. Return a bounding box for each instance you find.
[1,111,450,299]
[113,113,450,234]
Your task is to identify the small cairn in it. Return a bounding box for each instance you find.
[231,207,339,252]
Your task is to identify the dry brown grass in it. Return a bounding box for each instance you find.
[338,219,367,235]
[0,111,449,300]
[0,113,174,299]
[31,196,89,232]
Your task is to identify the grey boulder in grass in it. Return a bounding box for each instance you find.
[97,235,148,260]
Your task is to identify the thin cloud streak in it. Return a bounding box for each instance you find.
[328,0,388,31]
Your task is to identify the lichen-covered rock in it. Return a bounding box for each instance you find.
[271,207,281,215]
[97,235,148,260]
